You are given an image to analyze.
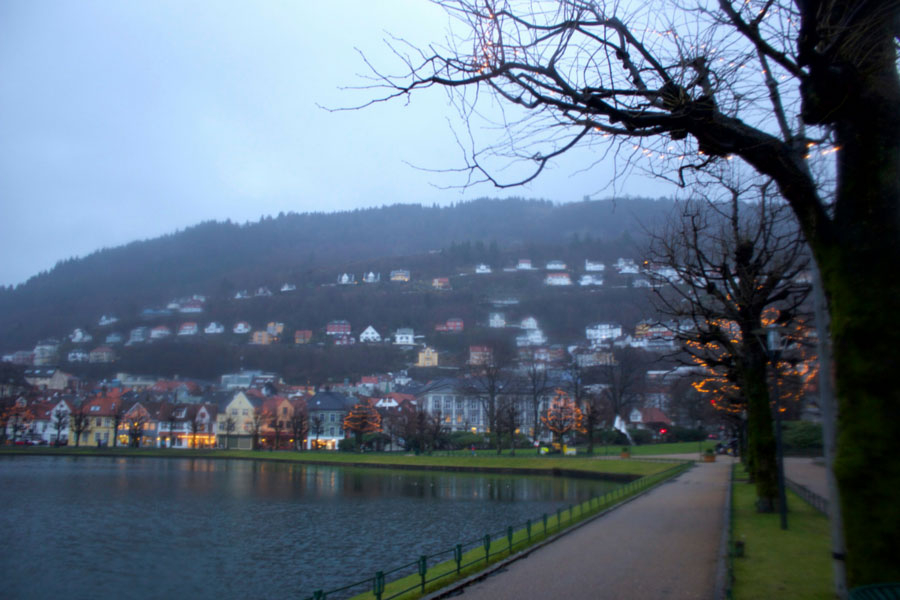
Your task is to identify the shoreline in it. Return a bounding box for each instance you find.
[0,446,686,482]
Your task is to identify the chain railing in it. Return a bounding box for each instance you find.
[300,461,692,600]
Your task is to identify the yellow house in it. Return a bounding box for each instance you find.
[416,347,439,367]
[250,331,273,345]
[78,392,133,447]
[216,391,263,449]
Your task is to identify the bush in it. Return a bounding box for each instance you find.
[628,428,654,445]
[449,431,488,450]
[782,421,823,451]
[664,426,708,443]
[338,438,358,452]
[597,428,629,445]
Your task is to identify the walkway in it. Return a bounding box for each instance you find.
[446,458,733,600]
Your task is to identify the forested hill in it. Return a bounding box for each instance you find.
[0,197,674,351]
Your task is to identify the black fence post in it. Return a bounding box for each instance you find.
[543,513,548,535]
[454,544,462,574]
[507,526,513,553]
[526,518,532,542]
[417,555,427,592]
[483,534,491,564]
[373,571,385,600]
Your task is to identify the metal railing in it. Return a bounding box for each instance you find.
[785,478,829,515]
[301,461,692,600]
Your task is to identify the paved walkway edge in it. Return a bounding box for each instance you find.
[422,463,696,600]
[714,463,733,600]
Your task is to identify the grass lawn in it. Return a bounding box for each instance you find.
[0,446,680,477]
[731,467,833,600]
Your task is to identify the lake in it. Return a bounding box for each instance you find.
[0,456,619,599]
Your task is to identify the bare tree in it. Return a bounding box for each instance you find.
[221,416,236,450]
[250,407,265,450]
[126,411,149,448]
[520,351,551,448]
[70,404,91,448]
[51,406,69,446]
[358,1,900,584]
[649,183,809,510]
[110,402,127,448]
[188,407,204,449]
[596,348,648,424]
[498,395,522,455]
[463,355,517,454]
[310,414,325,450]
[288,411,308,451]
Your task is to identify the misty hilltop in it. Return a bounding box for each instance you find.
[0,197,674,357]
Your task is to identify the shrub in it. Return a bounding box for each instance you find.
[449,431,488,449]
[782,421,823,451]
[338,438,358,452]
[628,428,654,446]
[664,426,708,442]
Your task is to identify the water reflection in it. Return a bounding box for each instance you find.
[0,456,617,600]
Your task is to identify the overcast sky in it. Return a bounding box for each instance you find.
[0,0,673,287]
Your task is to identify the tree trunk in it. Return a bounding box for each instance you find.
[742,355,778,512]
[824,241,900,585]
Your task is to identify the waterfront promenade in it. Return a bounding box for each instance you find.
[445,458,734,600]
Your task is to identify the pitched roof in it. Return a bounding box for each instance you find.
[307,391,353,412]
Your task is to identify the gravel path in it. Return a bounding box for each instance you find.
[448,458,733,600]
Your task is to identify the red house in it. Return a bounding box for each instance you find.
[326,320,351,336]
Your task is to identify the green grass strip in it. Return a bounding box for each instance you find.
[731,466,832,600]
[0,446,674,477]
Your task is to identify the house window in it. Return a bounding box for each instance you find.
[329,427,335,436]
[242,409,248,416]
[231,409,238,416]
[95,418,102,426]
[282,407,288,416]
[330,414,335,422]
[469,399,478,409]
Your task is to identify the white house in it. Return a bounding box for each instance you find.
[98,315,118,326]
[546,260,566,270]
[150,326,172,339]
[178,322,199,336]
[68,349,89,362]
[359,326,382,343]
[586,323,623,344]
[475,264,492,274]
[362,272,380,283]
[545,272,573,286]
[516,259,534,270]
[127,327,149,345]
[204,322,225,334]
[255,287,272,297]
[179,300,204,313]
[105,332,125,345]
[338,273,355,285]
[233,322,251,334]
[516,328,547,347]
[394,328,415,345]
[280,283,296,292]
[234,290,250,300]
[520,317,539,330]
[489,313,506,328]
[615,258,640,274]
[585,260,605,272]
[579,275,604,286]
[69,329,92,344]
